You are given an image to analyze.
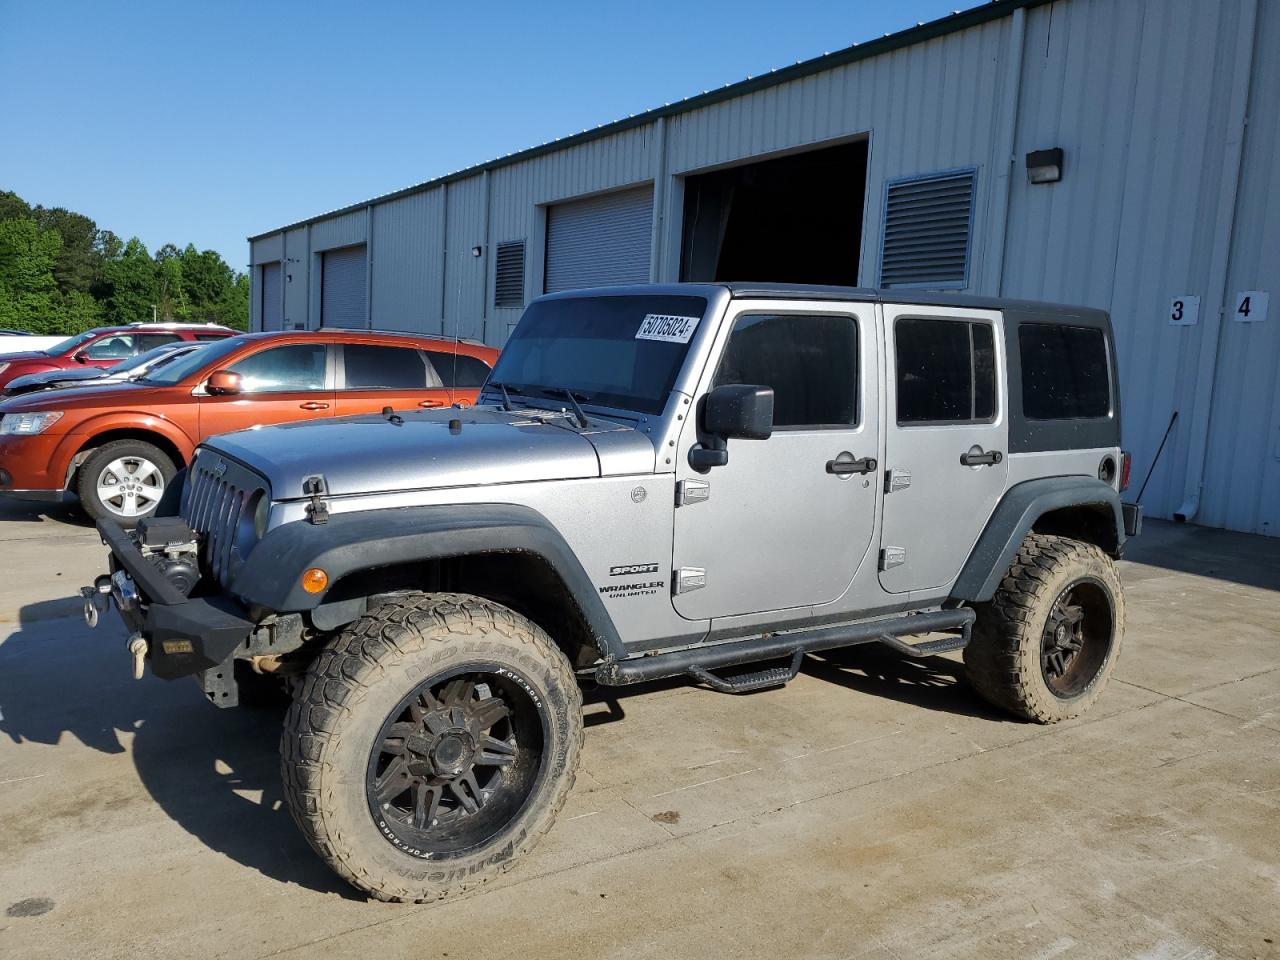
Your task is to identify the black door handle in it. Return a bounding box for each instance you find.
[960,448,1004,467]
[827,456,878,476]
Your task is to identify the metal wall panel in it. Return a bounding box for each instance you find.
[370,189,445,335]
[545,186,654,293]
[999,0,1252,526]
[310,210,366,252]
[1201,0,1279,536]
[444,176,487,342]
[283,227,308,330]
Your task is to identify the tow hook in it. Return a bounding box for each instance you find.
[127,634,149,680]
[80,575,112,629]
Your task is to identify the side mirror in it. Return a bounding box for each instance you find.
[689,384,774,471]
[705,384,774,440]
[206,370,243,395]
[73,352,88,364]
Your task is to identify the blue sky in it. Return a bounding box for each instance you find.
[1,1,964,270]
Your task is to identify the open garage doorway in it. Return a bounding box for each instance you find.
[680,138,868,285]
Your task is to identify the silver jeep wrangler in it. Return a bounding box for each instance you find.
[86,283,1141,901]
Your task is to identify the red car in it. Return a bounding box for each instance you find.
[0,329,498,524]
[0,323,235,390]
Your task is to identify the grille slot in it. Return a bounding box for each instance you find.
[183,452,267,587]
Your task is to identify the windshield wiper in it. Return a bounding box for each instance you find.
[538,387,590,429]
[486,379,518,412]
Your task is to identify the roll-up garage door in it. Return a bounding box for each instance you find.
[321,244,368,327]
[545,186,653,293]
[260,262,283,331]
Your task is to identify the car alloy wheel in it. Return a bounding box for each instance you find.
[96,455,166,518]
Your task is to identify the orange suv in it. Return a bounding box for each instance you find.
[0,329,497,524]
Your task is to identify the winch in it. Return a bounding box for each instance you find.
[132,516,201,596]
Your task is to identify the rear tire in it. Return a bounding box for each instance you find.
[76,439,176,527]
[280,592,583,902]
[965,534,1124,723]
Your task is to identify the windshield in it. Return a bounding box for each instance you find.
[489,295,708,415]
[139,335,249,385]
[46,330,99,355]
[112,342,193,375]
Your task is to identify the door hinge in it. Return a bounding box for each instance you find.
[676,479,710,506]
[885,468,911,493]
[879,547,906,571]
[674,567,706,594]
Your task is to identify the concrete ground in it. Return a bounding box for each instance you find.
[0,499,1277,960]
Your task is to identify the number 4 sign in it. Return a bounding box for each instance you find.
[1233,291,1268,323]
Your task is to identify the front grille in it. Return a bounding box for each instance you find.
[183,451,267,587]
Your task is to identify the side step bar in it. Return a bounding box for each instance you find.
[595,608,975,688]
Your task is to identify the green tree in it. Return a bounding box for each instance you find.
[32,206,101,296]
[0,218,64,333]
[100,237,159,324]
[219,272,250,331]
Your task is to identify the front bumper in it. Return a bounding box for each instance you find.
[95,519,255,681]
[0,432,69,494]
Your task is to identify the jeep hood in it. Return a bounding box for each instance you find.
[207,407,657,498]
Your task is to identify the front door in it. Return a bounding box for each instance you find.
[198,342,335,437]
[671,305,879,621]
[879,305,1009,593]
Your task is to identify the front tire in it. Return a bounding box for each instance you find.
[76,439,175,527]
[965,534,1124,723]
[281,593,583,902]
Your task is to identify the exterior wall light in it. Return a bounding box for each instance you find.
[1026,148,1064,184]
[471,245,483,257]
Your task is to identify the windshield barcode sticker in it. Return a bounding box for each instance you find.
[636,314,700,343]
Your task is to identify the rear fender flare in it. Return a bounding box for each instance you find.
[950,477,1124,602]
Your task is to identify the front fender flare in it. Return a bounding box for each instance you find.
[232,503,624,659]
[950,477,1125,603]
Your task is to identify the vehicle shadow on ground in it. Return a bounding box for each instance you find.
[0,498,91,527]
[0,608,356,899]
[802,645,1008,721]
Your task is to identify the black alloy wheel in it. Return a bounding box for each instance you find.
[366,666,546,858]
[1039,577,1114,699]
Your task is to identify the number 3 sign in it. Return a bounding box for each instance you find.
[1232,291,1268,323]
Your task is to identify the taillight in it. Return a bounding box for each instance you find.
[1119,451,1132,492]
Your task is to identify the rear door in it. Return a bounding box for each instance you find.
[879,305,1009,593]
[334,343,450,415]
[197,342,334,437]
[425,349,494,407]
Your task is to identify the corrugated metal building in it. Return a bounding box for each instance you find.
[248,0,1279,537]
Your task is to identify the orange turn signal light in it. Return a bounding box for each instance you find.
[301,568,329,594]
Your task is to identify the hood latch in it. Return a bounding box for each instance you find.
[303,475,330,525]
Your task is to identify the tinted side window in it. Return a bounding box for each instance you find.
[84,334,136,359]
[896,318,997,424]
[195,333,228,342]
[228,344,327,393]
[715,314,858,428]
[427,351,492,389]
[1019,324,1110,419]
[137,333,182,351]
[343,345,436,389]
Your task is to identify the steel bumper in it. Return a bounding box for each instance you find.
[93,520,255,680]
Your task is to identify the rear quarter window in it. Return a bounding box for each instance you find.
[1019,324,1110,420]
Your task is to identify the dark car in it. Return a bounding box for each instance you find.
[0,322,234,390]
[2,341,203,397]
